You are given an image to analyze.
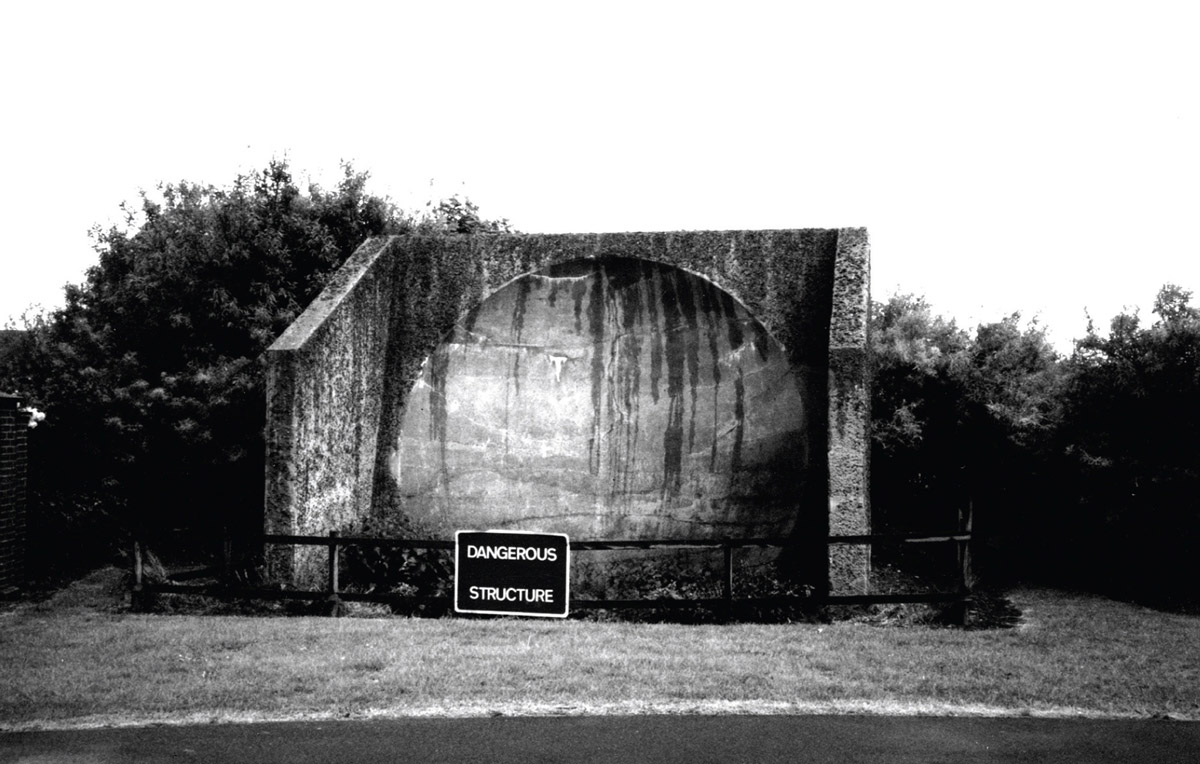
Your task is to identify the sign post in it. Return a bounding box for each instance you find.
[454,530,570,618]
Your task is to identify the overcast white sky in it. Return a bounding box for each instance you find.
[2,2,1197,352]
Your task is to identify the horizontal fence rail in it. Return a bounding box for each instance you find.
[132,527,974,620]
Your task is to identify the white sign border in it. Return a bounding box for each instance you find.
[453,529,571,619]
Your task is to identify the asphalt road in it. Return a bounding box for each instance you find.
[2,715,1198,764]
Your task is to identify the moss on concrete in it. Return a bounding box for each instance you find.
[265,229,870,593]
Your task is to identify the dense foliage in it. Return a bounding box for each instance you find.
[1054,286,1200,601]
[1,161,508,579]
[872,287,1200,607]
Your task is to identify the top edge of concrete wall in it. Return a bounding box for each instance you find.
[268,236,393,353]
[268,228,868,354]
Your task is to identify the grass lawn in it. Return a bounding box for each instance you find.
[1,568,1197,730]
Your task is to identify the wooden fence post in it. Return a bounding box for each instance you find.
[722,540,734,621]
[132,539,144,611]
[950,500,975,626]
[221,526,233,585]
[958,500,974,593]
[327,531,342,617]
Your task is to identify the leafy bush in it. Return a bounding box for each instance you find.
[338,514,454,616]
[0,161,507,580]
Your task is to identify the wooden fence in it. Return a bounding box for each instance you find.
[132,522,974,622]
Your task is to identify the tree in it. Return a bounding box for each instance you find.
[870,295,1064,583]
[1056,285,1200,604]
[872,288,1200,606]
[0,160,509,577]
[427,195,512,234]
[871,294,968,460]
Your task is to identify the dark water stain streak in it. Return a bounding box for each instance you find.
[719,291,743,351]
[611,273,646,500]
[731,365,745,478]
[646,265,663,404]
[509,277,531,403]
[587,265,608,476]
[703,281,725,471]
[660,270,686,497]
[572,278,588,334]
[675,272,701,454]
[427,345,452,496]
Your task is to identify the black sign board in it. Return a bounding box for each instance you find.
[454,530,570,618]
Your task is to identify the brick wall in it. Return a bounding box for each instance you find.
[0,394,27,592]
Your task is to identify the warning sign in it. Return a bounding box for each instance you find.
[454,530,570,618]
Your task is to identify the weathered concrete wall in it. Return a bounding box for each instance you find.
[828,229,872,593]
[264,238,395,581]
[393,258,807,542]
[265,230,870,592]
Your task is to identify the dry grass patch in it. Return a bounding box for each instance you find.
[1,569,1197,728]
